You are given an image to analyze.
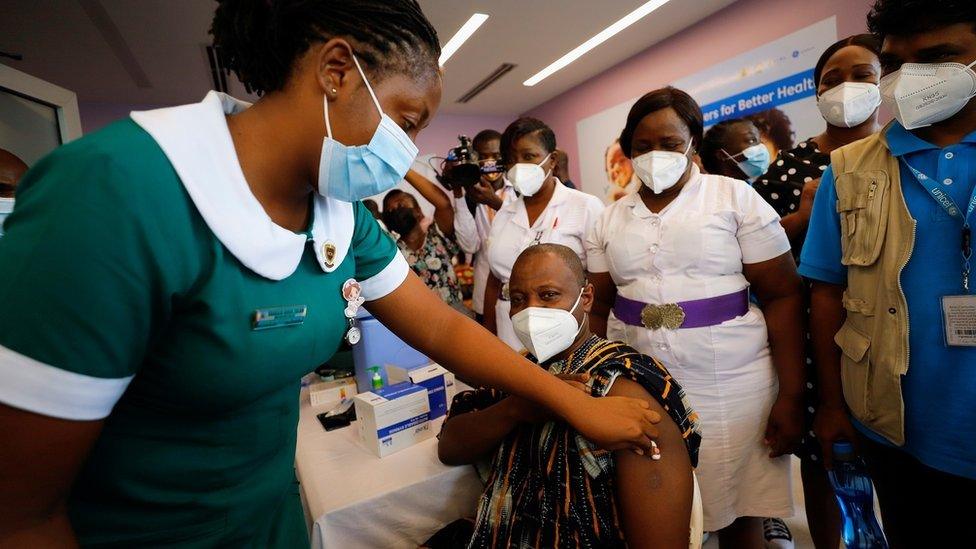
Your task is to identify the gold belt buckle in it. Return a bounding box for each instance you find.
[640,303,686,330]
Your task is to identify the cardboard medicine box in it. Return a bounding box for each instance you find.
[353,381,432,457]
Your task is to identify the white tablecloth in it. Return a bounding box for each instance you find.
[295,389,483,549]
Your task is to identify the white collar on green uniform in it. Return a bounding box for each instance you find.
[130,91,353,281]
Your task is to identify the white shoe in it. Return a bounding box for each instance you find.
[763,518,794,549]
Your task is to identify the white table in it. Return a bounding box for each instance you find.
[295,389,483,549]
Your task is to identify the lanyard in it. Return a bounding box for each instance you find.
[532,216,559,245]
[901,158,976,291]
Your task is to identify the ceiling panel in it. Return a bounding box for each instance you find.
[0,0,737,115]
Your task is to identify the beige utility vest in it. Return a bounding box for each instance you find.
[829,125,916,446]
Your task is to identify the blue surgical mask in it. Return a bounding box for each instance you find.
[725,144,770,182]
[0,198,13,238]
[318,55,419,202]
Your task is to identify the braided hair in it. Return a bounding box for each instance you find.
[210,0,441,95]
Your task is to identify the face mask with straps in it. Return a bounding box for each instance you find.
[511,288,586,363]
[880,58,976,130]
[317,54,419,202]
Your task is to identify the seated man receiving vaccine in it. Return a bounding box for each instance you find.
[437,244,702,549]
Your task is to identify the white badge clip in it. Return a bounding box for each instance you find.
[942,295,976,346]
[342,279,365,344]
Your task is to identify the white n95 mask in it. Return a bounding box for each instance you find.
[507,153,552,197]
[879,59,976,130]
[632,142,691,194]
[817,82,881,128]
[511,289,584,363]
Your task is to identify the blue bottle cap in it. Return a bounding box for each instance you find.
[833,441,855,460]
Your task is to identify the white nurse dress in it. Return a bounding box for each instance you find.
[586,165,794,531]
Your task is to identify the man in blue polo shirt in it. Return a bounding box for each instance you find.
[801,1,976,546]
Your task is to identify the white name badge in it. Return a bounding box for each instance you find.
[942,295,976,346]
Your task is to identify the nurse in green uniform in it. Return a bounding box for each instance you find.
[0,2,661,547]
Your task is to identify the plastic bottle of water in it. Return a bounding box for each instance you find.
[828,441,888,549]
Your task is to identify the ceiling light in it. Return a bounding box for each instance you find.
[439,13,490,67]
[523,0,672,86]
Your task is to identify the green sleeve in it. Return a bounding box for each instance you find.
[0,123,202,418]
[351,201,408,300]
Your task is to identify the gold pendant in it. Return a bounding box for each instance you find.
[323,241,337,268]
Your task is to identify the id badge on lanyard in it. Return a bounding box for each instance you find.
[942,295,976,346]
[903,159,976,346]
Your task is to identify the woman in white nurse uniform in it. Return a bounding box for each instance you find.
[586,88,805,548]
[483,117,604,350]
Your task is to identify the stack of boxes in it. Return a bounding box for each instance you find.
[348,308,458,457]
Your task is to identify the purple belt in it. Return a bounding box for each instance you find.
[613,289,749,330]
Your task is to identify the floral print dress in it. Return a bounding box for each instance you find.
[396,224,466,311]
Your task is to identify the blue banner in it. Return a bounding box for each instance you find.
[701,69,817,127]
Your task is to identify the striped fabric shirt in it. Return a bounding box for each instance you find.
[446,335,701,548]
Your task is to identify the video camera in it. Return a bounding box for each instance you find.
[435,135,505,190]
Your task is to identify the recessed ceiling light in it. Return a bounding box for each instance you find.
[439,13,490,67]
[523,0,672,86]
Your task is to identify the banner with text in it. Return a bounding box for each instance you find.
[577,16,836,203]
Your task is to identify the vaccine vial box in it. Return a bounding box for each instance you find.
[308,377,357,408]
[353,381,433,458]
[385,363,457,420]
